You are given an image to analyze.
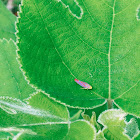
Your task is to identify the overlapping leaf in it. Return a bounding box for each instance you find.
[0,39,35,99]
[96,131,107,140]
[0,92,96,139]
[0,92,69,139]
[125,118,139,139]
[64,120,96,140]
[98,109,129,140]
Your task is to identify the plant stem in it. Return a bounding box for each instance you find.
[107,99,113,109]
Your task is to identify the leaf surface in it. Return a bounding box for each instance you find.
[135,134,140,140]
[0,39,35,99]
[0,92,69,140]
[98,109,129,140]
[125,118,139,139]
[96,130,107,140]
[0,129,21,140]
[64,120,96,140]
[0,0,16,40]
[17,0,140,114]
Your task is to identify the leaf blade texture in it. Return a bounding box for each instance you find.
[0,92,69,140]
[0,0,16,40]
[0,39,35,99]
[64,120,96,140]
[17,0,140,114]
[98,109,130,140]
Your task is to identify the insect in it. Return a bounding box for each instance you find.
[74,79,92,89]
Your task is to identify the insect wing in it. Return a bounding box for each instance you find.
[74,79,92,89]
[74,79,87,88]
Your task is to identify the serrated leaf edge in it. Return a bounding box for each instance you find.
[0,95,69,122]
[97,109,131,140]
[124,118,140,140]
[113,101,140,118]
[25,91,70,126]
[15,0,107,110]
[96,130,107,140]
[57,0,83,19]
[0,38,15,43]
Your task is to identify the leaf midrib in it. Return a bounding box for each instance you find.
[108,0,116,100]
[33,0,116,100]
[32,0,109,81]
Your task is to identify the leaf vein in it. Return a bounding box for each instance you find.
[114,80,140,100]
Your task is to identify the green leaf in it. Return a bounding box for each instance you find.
[135,134,140,140]
[98,109,129,140]
[64,120,96,140]
[0,131,12,140]
[81,112,90,122]
[56,0,83,18]
[125,118,139,139]
[96,130,107,140]
[0,39,35,99]
[17,0,140,113]
[70,110,82,121]
[0,92,69,139]
[68,107,83,119]
[82,111,101,132]
[126,114,140,130]
[85,102,107,119]
[0,0,16,40]
[0,129,22,140]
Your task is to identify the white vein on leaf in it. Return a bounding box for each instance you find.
[108,0,116,99]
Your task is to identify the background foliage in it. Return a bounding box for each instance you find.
[0,0,140,139]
